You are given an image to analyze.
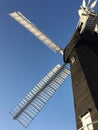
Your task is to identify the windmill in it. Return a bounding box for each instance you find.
[9,0,98,129]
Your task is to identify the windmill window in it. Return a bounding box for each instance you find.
[80,112,94,130]
[71,56,76,64]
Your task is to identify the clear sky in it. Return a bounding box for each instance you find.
[0,0,98,130]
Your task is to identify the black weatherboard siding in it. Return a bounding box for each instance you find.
[64,32,98,129]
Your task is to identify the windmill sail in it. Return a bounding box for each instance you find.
[9,12,63,54]
[10,64,70,127]
[89,0,97,9]
[82,0,86,8]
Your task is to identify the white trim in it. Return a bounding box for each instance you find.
[79,112,94,130]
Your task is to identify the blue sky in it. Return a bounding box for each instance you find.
[0,0,98,130]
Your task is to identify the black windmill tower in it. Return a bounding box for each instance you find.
[9,0,98,129]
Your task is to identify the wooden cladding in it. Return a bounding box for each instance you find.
[67,32,98,130]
